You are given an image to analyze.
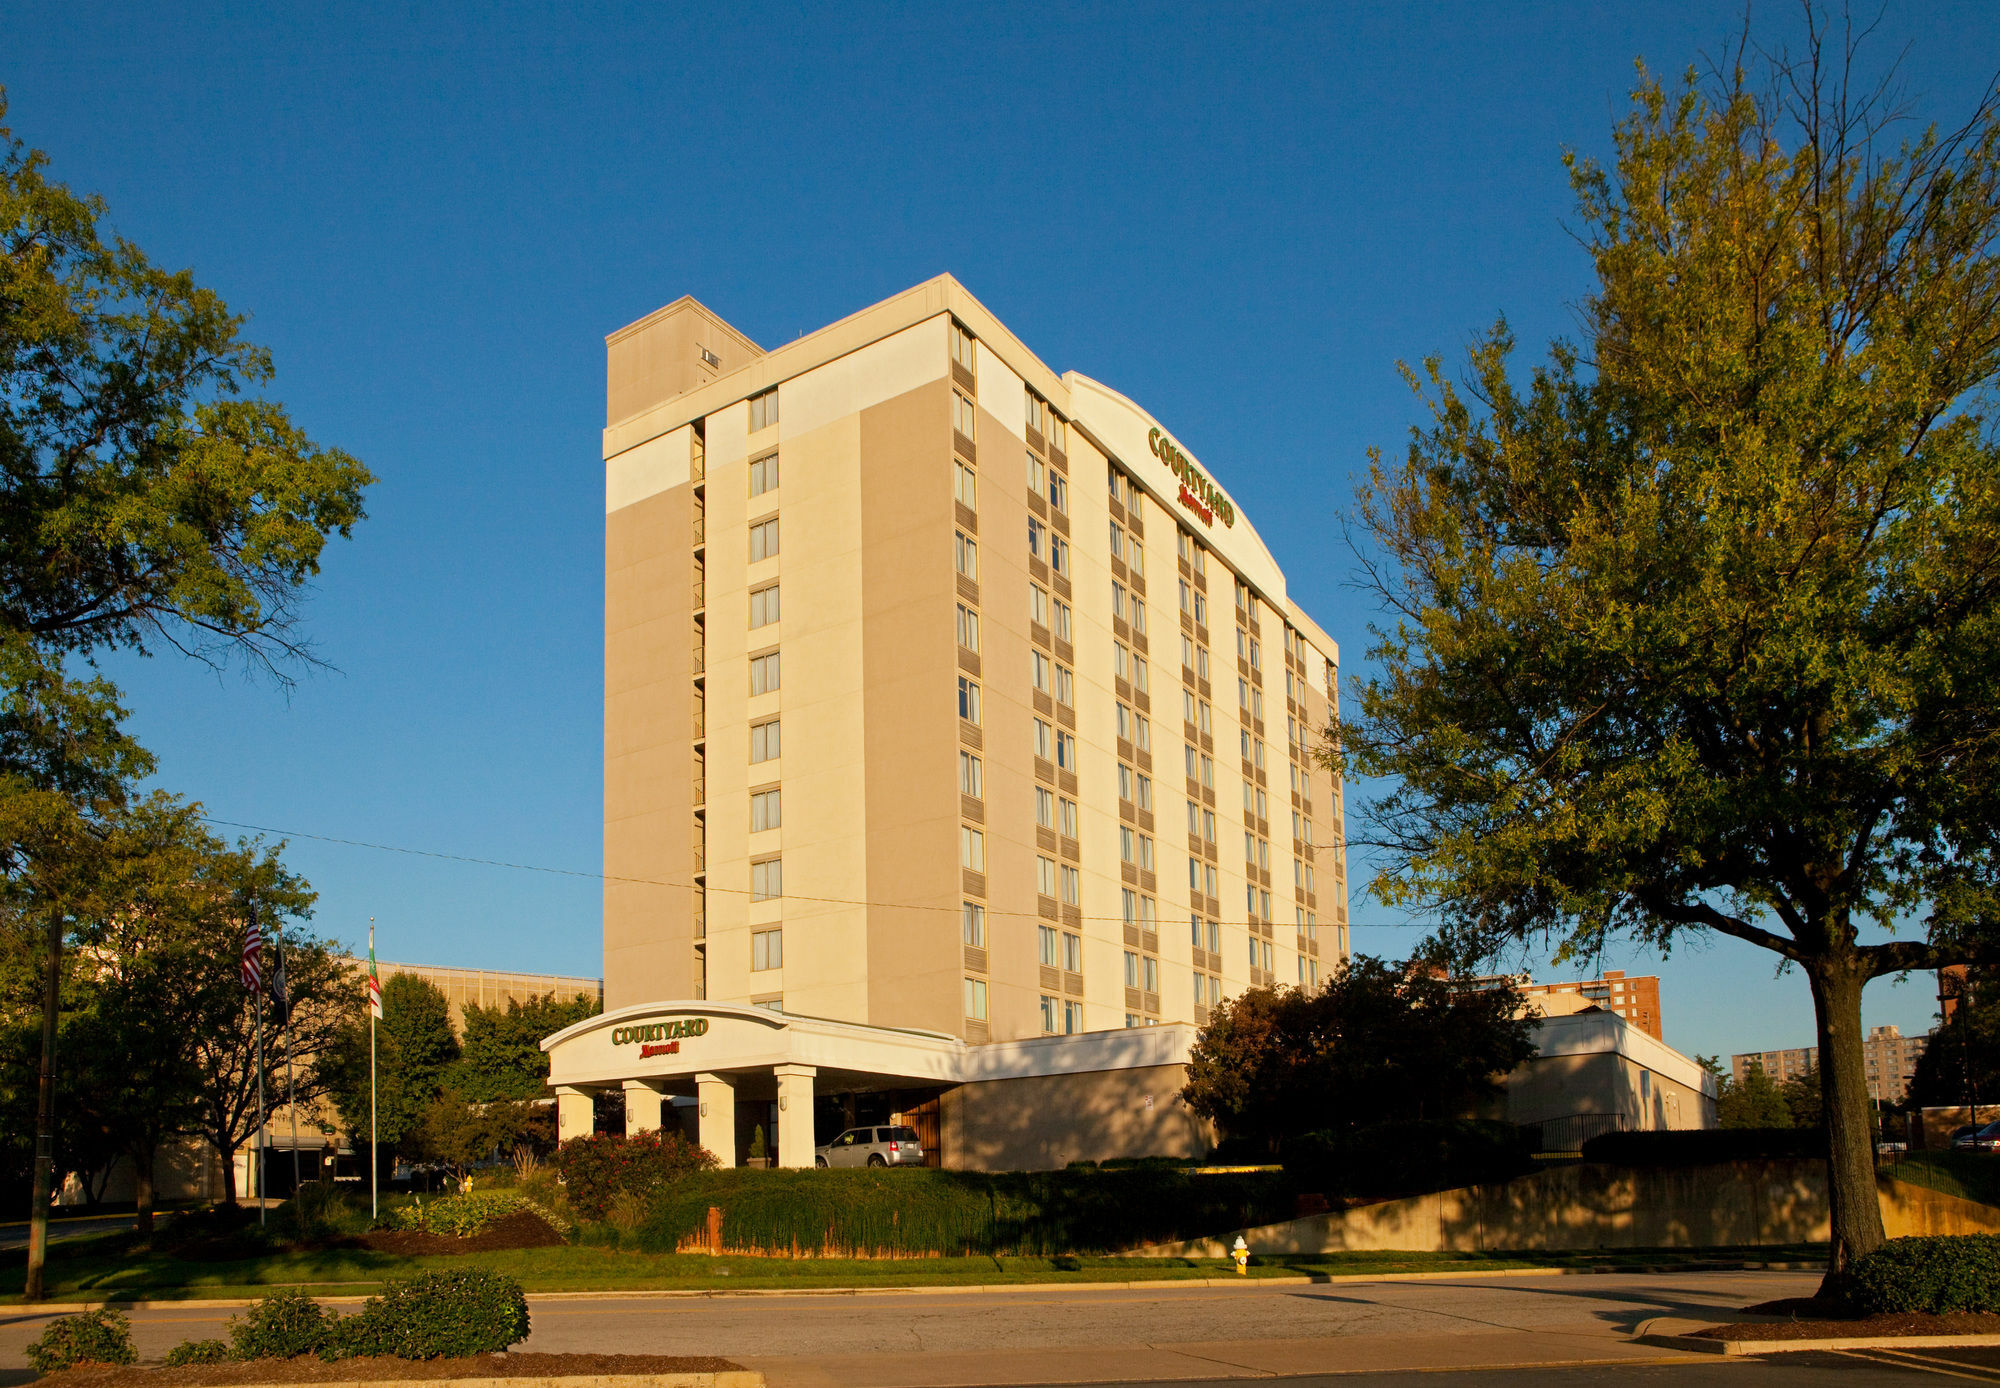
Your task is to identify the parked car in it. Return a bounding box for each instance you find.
[814,1125,925,1168]
[1951,1121,2000,1152]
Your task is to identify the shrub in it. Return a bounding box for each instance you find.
[164,1339,232,1366]
[229,1289,329,1360]
[1851,1235,2000,1315]
[26,1310,137,1372]
[1283,1120,1533,1198]
[323,1270,531,1360]
[1579,1127,1825,1165]
[386,1189,573,1238]
[553,1129,716,1220]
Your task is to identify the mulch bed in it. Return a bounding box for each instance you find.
[1695,1297,2000,1341]
[47,1354,744,1385]
[349,1213,566,1256]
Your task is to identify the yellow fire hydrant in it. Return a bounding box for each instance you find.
[1232,1235,1250,1276]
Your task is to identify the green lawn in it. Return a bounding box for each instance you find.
[0,1227,1823,1304]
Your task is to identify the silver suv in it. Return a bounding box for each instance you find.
[814,1125,925,1168]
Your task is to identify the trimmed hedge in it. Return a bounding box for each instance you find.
[229,1290,328,1360]
[322,1270,531,1359]
[165,1340,232,1366]
[553,1130,716,1220]
[1851,1235,2000,1314]
[1580,1127,1825,1165]
[27,1310,137,1372]
[1282,1120,1535,1199]
[634,1166,1297,1256]
[387,1189,573,1238]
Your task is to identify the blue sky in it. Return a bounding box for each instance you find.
[6,1,1995,1063]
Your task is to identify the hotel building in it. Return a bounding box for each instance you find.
[547,275,1352,1168]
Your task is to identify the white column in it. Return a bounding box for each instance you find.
[696,1073,737,1167]
[624,1080,665,1136]
[774,1064,818,1169]
[555,1086,595,1142]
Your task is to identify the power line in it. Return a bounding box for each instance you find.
[198,815,1429,931]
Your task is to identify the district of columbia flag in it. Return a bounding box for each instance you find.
[367,945,383,1020]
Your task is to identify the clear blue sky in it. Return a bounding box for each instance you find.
[6,1,1995,1062]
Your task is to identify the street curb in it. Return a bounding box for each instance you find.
[0,1260,1825,1314]
[1638,1330,2000,1355]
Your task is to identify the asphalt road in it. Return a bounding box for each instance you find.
[2,1268,1896,1385]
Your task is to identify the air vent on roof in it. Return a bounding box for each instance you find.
[699,347,721,368]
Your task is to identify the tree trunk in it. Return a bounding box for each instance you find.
[133,1148,155,1241]
[215,1137,239,1206]
[1808,957,1883,1293]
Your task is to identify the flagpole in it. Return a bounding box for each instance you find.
[282,938,299,1198]
[255,932,266,1227]
[369,917,378,1223]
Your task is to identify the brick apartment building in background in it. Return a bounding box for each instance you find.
[1515,971,1663,1040]
[1732,1024,1930,1104]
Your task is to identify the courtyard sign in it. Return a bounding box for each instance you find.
[611,1016,710,1059]
[1149,427,1235,529]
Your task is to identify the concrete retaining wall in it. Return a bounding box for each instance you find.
[1127,1160,2000,1256]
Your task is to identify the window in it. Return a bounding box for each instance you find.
[1177,529,1191,560]
[1197,645,1210,680]
[1138,834,1155,871]
[750,517,780,562]
[1055,730,1076,769]
[1198,700,1211,734]
[1135,774,1152,811]
[958,677,981,723]
[749,389,778,431]
[1183,690,1197,724]
[1039,925,1060,967]
[749,584,780,628]
[963,902,986,947]
[1054,664,1074,706]
[952,321,977,373]
[1188,856,1201,889]
[751,718,781,762]
[1118,703,1134,741]
[955,459,977,509]
[1191,914,1204,948]
[1050,534,1069,575]
[1124,951,1140,988]
[1130,597,1147,635]
[1048,471,1067,514]
[1243,780,1256,813]
[1249,638,1261,671]
[1028,515,1045,559]
[1182,635,1196,671]
[1114,642,1130,682]
[1059,797,1078,836]
[1027,452,1046,494]
[1030,583,1049,626]
[1145,956,1159,993]
[749,454,780,496]
[1179,579,1191,614]
[1032,650,1051,692]
[1120,764,1136,802]
[964,977,987,1020]
[753,997,784,1014]
[1041,994,1060,1033]
[1062,932,1082,972]
[959,751,983,797]
[752,929,783,971]
[960,826,985,872]
[1050,415,1067,453]
[956,604,980,652]
[1026,389,1048,435]
[1061,865,1080,905]
[751,788,781,832]
[1187,799,1201,834]
[1205,863,1219,896]
[953,390,977,439]
[1052,597,1071,641]
[1037,855,1058,897]
[1036,786,1056,827]
[1064,1000,1083,1033]
[1132,656,1148,693]
[1034,718,1052,759]
[1192,545,1206,579]
[1201,754,1214,788]
[1185,745,1199,779]
[1193,590,1206,623]
[750,651,780,695]
[956,532,979,581]
[1112,582,1127,621]
[1256,786,1268,816]
[751,858,782,901]
[1204,809,1216,843]
[1253,688,1264,719]
[1120,827,1136,864]
[1111,522,1126,562]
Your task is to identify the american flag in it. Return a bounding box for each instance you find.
[241,917,262,991]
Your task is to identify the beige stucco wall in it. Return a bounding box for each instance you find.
[941,1062,1213,1171]
[1131,1161,2000,1256]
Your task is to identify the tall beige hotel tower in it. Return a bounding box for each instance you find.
[547,276,1350,1170]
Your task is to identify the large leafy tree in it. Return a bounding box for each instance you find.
[320,973,460,1162]
[0,93,371,1288]
[456,991,601,1102]
[1345,26,2000,1284]
[1181,956,1537,1150]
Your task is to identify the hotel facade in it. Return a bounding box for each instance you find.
[545,276,1352,1169]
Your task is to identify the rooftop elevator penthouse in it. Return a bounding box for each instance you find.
[574,274,1351,1169]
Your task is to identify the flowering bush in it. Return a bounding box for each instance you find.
[552,1129,716,1220]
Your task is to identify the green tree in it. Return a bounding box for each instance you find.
[1345,28,2000,1284]
[1181,956,1538,1150]
[408,1087,553,1179]
[1716,1065,1794,1130]
[1781,1063,1825,1130]
[454,992,600,1101]
[321,973,459,1160]
[1908,979,2000,1111]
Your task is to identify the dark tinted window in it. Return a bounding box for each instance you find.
[886,1127,920,1143]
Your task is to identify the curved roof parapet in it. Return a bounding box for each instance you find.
[1062,372,1288,608]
